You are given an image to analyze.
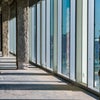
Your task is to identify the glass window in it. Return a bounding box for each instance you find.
[62,0,70,76]
[94,0,100,91]
[9,19,13,53]
[9,4,16,55]
[29,5,37,63]
[50,0,54,69]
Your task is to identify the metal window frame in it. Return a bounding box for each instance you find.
[40,0,46,67]
[88,0,94,89]
[70,0,76,81]
[53,0,58,72]
[31,5,37,63]
[57,0,62,73]
[45,0,50,68]
[37,2,41,65]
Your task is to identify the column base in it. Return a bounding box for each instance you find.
[18,62,29,69]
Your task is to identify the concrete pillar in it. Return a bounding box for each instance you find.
[16,0,29,69]
[2,3,9,56]
[0,14,2,51]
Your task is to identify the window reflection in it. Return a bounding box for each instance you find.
[50,0,54,68]
[62,0,70,75]
[29,5,37,62]
[94,0,100,90]
[9,4,16,55]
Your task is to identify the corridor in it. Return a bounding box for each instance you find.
[0,0,100,99]
[0,65,99,100]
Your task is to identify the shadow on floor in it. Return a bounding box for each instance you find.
[0,83,87,91]
[0,72,52,76]
[0,83,99,99]
[0,70,99,99]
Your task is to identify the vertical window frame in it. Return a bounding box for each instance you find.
[37,2,41,65]
[40,0,46,67]
[45,0,50,68]
[70,0,76,81]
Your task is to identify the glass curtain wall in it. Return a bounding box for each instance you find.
[29,0,70,74]
[94,0,100,91]
[88,0,100,92]
[62,0,70,76]
[28,0,100,93]
[9,4,16,55]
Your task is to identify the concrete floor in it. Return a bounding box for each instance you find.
[0,65,99,100]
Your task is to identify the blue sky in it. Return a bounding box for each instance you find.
[95,0,100,38]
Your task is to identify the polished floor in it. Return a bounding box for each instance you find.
[0,65,99,100]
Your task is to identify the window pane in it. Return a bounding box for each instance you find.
[9,4,16,55]
[13,18,16,54]
[94,0,100,90]
[50,0,54,69]
[62,0,70,75]
[30,5,37,63]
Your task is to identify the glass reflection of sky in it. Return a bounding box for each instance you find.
[50,0,54,36]
[95,0,100,38]
[63,0,70,35]
[62,0,70,75]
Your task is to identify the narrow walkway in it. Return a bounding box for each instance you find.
[0,65,99,100]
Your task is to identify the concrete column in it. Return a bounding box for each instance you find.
[0,14,2,51]
[2,3,9,56]
[16,0,29,69]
